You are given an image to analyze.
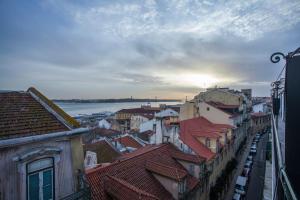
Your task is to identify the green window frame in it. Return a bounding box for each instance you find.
[27,157,54,200]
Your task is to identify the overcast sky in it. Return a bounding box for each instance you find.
[0,0,299,99]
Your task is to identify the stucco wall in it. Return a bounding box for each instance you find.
[198,102,232,125]
[180,101,197,121]
[130,115,149,130]
[153,174,179,199]
[0,137,77,200]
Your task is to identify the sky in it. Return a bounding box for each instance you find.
[0,0,300,99]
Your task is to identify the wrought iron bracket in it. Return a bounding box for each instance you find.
[270,47,300,63]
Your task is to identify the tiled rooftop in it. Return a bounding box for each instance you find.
[83,139,121,164]
[86,143,201,200]
[251,112,270,118]
[145,160,187,181]
[112,135,143,149]
[180,117,232,160]
[105,175,159,200]
[0,90,70,139]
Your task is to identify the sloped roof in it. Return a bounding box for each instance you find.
[207,101,239,109]
[86,144,200,200]
[83,139,121,163]
[0,88,74,139]
[179,117,232,160]
[105,175,159,200]
[171,150,205,164]
[251,112,270,118]
[146,160,187,181]
[155,108,179,118]
[92,128,121,138]
[113,135,143,149]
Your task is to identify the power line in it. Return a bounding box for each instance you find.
[276,64,286,81]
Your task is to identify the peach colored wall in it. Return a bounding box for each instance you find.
[180,101,198,121]
[198,102,233,126]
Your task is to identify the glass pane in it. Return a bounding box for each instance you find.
[28,173,39,200]
[43,169,53,200]
[28,158,53,173]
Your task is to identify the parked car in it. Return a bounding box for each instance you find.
[242,167,251,177]
[250,146,257,155]
[246,155,253,162]
[235,176,247,195]
[233,192,242,200]
[244,160,252,168]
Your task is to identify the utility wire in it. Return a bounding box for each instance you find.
[276,64,286,81]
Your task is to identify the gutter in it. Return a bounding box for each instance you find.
[0,127,90,149]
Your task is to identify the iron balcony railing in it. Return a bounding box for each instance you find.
[272,112,297,200]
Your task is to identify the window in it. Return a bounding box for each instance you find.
[178,179,187,194]
[27,158,54,200]
[206,107,210,111]
[206,138,211,147]
[189,164,195,176]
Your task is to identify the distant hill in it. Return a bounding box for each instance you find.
[53,98,182,103]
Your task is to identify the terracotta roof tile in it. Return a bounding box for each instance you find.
[113,135,143,149]
[83,139,121,163]
[171,150,205,164]
[105,175,159,200]
[86,144,201,200]
[0,91,69,139]
[179,117,232,160]
[251,112,270,118]
[146,160,187,181]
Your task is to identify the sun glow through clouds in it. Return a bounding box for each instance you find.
[179,74,218,88]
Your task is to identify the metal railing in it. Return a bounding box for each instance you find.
[272,112,297,200]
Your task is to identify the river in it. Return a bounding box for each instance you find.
[55,101,182,117]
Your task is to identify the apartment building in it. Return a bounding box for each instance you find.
[0,87,89,200]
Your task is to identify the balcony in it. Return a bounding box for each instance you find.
[271,113,297,200]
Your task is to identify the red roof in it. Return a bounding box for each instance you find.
[0,90,70,139]
[179,117,232,160]
[207,101,239,109]
[206,101,241,117]
[83,139,121,163]
[146,160,187,181]
[113,135,143,149]
[86,144,201,200]
[105,175,159,200]
[171,151,205,164]
[251,112,270,118]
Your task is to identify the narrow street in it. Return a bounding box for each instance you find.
[225,132,268,200]
[245,133,268,200]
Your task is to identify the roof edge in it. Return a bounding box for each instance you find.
[0,127,89,149]
[28,87,80,129]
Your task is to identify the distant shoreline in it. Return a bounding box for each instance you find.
[53,99,182,104]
